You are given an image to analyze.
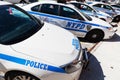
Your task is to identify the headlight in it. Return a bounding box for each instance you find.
[107,27,114,31]
[60,49,83,73]
[107,16,113,22]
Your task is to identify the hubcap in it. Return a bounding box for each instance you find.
[92,34,97,38]
[13,75,35,80]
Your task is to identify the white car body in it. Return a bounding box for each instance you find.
[1,0,38,3]
[68,1,112,23]
[87,1,120,22]
[0,1,87,80]
[22,1,116,42]
[98,11,113,22]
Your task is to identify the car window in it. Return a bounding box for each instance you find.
[31,5,40,11]
[71,3,94,12]
[40,4,59,15]
[0,5,42,45]
[103,5,113,11]
[93,4,102,8]
[112,5,120,8]
[80,4,93,11]
[59,6,84,20]
[80,11,92,21]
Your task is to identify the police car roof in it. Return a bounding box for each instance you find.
[68,1,83,3]
[0,1,11,5]
[87,1,108,5]
[68,1,91,6]
[26,1,76,9]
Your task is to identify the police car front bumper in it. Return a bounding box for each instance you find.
[104,27,117,39]
[41,48,89,80]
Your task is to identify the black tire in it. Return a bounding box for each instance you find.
[100,18,106,21]
[83,60,89,69]
[112,15,120,23]
[85,29,104,43]
[5,71,40,80]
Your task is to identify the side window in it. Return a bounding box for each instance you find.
[103,5,113,11]
[80,4,87,10]
[60,6,84,20]
[40,4,59,15]
[31,5,40,11]
[80,4,93,11]
[93,4,101,8]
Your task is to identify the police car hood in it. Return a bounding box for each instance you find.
[90,16,112,27]
[11,22,80,66]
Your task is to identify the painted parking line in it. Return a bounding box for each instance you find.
[81,41,99,53]
[87,42,99,52]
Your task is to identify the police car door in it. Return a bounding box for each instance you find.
[37,4,61,25]
[39,4,87,37]
[58,5,87,37]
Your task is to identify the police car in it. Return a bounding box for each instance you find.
[22,1,117,42]
[111,4,120,11]
[0,1,88,80]
[68,1,112,23]
[2,0,38,4]
[87,1,120,23]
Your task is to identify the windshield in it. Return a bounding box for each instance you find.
[0,5,43,45]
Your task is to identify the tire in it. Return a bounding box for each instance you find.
[112,15,120,23]
[83,60,89,69]
[5,71,40,80]
[85,29,104,43]
[100,18,106,21]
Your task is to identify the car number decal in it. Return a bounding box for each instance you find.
[72,39,80,50]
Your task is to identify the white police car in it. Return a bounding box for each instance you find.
[2,0,38,3]
[68,1,112,23]
[0,1,88,80]
[22,1,117,42]
[87,1,120,23]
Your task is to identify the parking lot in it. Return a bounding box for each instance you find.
[0,1,120,80]
[79,22,120,80]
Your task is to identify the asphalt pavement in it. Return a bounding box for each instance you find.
[79,23,120,80]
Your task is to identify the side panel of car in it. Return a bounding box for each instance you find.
[0,52,66,79]
[23,2,116,42]
[29,3,89,37]
[31,11,89,37]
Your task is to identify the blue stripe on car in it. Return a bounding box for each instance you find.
[28,11,109,29]
[0,53,65,73]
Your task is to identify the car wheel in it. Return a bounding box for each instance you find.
[112,15,120,23]
[85,29,104,43]
[100,18,106,21]
[5,71,40,80]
